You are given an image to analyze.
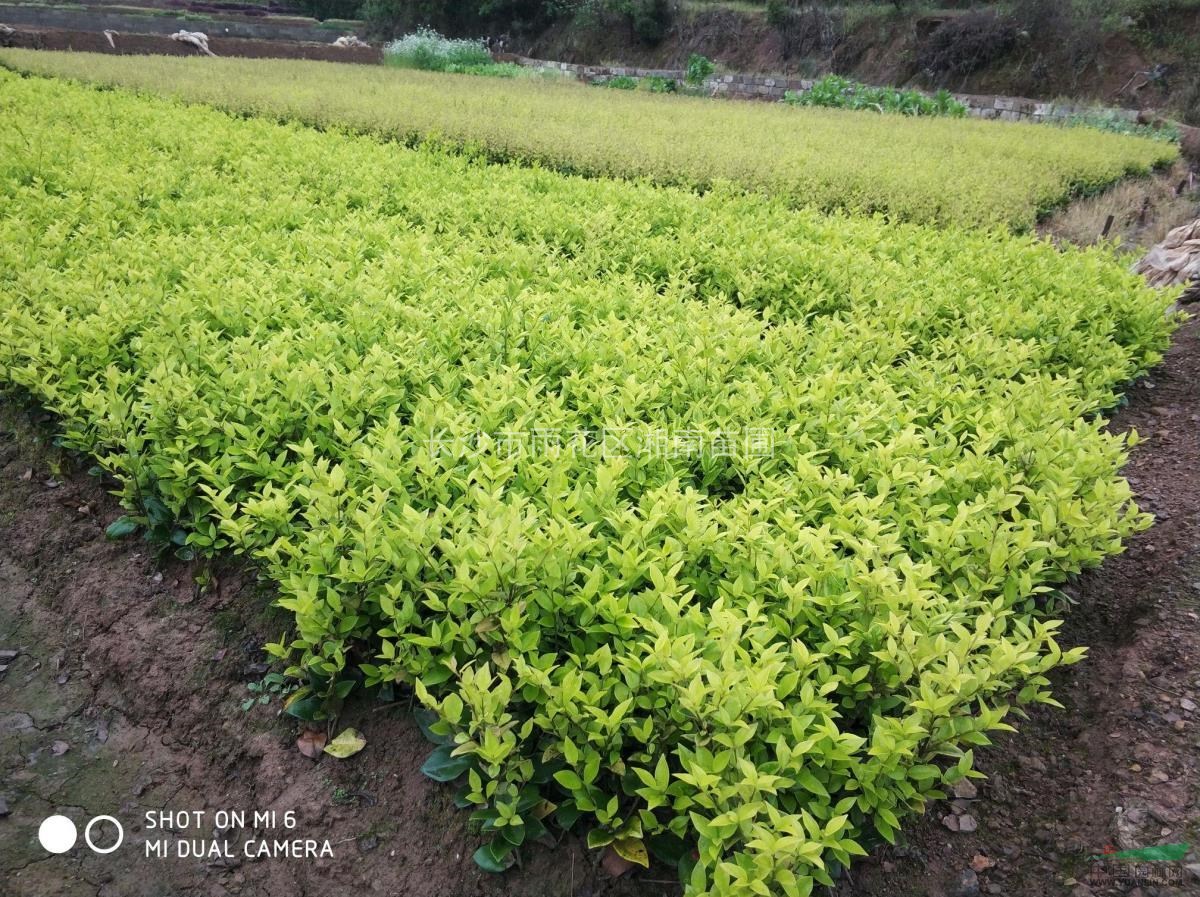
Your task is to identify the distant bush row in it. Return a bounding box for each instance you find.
[784,75,967,118]
[0,49,1177,230]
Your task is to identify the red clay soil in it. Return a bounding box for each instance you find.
[1,313,1198,897]
[0,26,382,64]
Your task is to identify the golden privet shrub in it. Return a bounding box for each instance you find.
[0,72,1179,896]
[0,49,1177,231]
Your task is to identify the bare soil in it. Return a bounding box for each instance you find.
[1,315,1198,897]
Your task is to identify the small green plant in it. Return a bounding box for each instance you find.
[1063,108,1180,142]
[105,493,193,560]
[442,61,525,78]
[596,75,638,90]
[383,27,491,72]
[242,672,294,711]
[642,75,677,93]
[784,74,968,117]
[331,785,359,806]
[685,53,714,86]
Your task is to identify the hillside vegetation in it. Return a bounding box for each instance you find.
[348,1,1200,126]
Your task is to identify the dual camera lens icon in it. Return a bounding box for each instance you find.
[38,814,124,855]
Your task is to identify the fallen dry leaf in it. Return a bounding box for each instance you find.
[297,728,328,759]
[323,727,366,759]
[601,845,635,878]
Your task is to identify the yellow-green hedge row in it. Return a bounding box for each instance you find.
[0,49,1177,231]
[0,72,1178,896]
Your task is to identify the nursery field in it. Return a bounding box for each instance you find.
[0,49,1179,231]
[0,68,1181,897]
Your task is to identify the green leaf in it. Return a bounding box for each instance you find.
[553,770,583,791]
[796,769,829,799]
[587,828,614,849]
[421,744,471,782]
[442,692,464,724]
[472,840,515,873]
[283,694,324,722]
[323,727,366,758]
[105,516,139,539]
[613,836,649,868]
[414,708,451,745]
[646,831,689,865]
[143,495,171,527]
[554,802,582,831]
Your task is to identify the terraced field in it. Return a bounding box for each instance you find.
[0,54,1185,897]
[0,49,1178,230]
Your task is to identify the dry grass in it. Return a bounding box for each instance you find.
[1041,161,1200,253]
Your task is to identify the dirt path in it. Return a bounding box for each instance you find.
[2,316,1198,897]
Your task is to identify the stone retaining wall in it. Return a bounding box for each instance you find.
[504,53,1143,126]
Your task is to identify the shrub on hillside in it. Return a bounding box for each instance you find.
[766,1,845,57]
[595,0,671,45]
[917,11,1019,82]
[1008,0,1108,89]
[1182,125,1200,165]
[1177,71,1200,129]
[294,0,363,21]
[685,52,715,85]
[383,27,492,70]
[631,0,670,44]
[362,0,559,40]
